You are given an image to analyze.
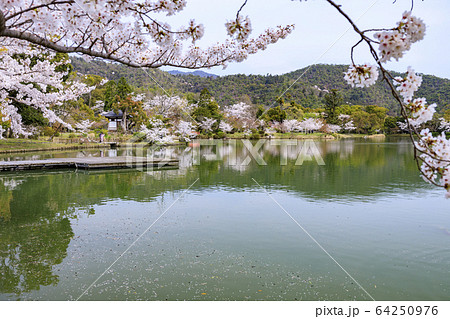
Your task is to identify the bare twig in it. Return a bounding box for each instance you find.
[236,0,249,20]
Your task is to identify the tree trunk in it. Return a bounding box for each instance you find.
[122,110,127,132]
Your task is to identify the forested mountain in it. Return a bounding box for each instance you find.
[71,58,450,115]
[167,70,218,78]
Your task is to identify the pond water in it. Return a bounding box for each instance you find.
[0,138,449,301]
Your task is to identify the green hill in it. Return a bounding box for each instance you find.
[71,58,450,114]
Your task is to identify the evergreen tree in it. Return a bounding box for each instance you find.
[266,106,287,123]
[191,88,221,122]
[323,90,343,124]
[116,77,132,99]
[113,96,148,131]
[104,80,118,110]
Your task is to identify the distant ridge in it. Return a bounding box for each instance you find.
[167,70,218,78]
[71,58,450,114]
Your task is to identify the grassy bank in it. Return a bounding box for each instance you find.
[0,138,110,154]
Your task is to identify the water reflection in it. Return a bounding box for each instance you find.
[0,138,425,212]
[157,138,422,200]
[0,216,73,295]
[0,175,77,296]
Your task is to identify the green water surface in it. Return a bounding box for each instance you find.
[0,138,449,301]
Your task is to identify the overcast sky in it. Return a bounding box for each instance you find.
[160,0,450,79]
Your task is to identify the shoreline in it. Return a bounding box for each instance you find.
[0,133,398,154]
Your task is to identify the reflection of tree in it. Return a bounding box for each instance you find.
[1,175,78,295]
[0,218,73,295]
[0,189,12,221]
[0,177,25,222]
[191,138,422,199]
[0,168,196,297]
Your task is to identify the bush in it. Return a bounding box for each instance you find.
[132,131,146,142]
[250,132,261,140]
[43,127,60,137]
[214,132,226,139]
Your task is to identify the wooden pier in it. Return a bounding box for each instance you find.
[0,156,179,171]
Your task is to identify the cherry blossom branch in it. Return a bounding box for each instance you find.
[0,1,293,69]
[327,0,450,193]
[5,1,74,21]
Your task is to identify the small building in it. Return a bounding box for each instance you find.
[101,110,124,131]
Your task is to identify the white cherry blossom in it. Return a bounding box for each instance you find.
[439,118,450,133]
[344,64,379,88]
[374,12,426,63]
[299,118,323,133]
[199,117,216,132]
[407,98,436,125]
[140,119,174,144]
[0,44,94,136]
[226,15,252,41]
[219,121,233,133]
[175,120,197,142]
[0,1,294,69]
[393,67,422,103]
[281,119,302,133]
[75,120,94,134]
[343,121,356,132]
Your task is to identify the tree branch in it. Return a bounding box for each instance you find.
[0,27,146,67]
[5,1,74,21]
[236,0,249,20]
[0,10,6,34]
[325,0,448,187]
